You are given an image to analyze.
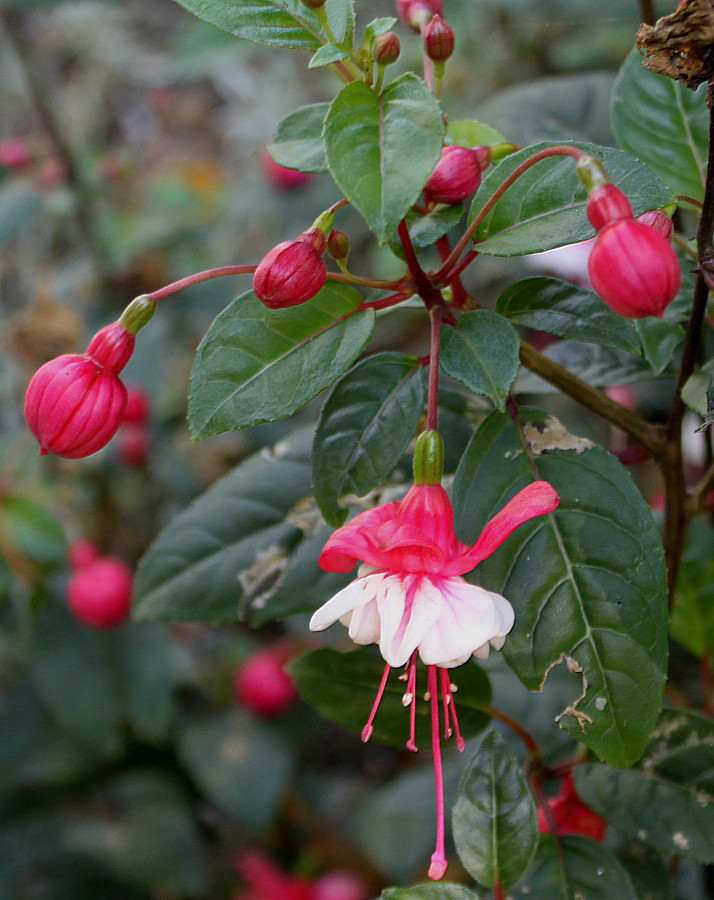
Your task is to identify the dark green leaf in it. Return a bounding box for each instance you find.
[616,841,674,900]
[635,317,684,374]
[289,647,491,749]
[312,352,425,526]
[173,0,322,50]
[514,341,653,394]
[381,885,480,900]
[453,409,668,766]
[519,835,638,899]
[452,731,537,889]
[309,43,349,68]
[188,286,375,438]
[0,495,66,569]
[672,518,714,660]
[177,709,293,831]
[324,75,444,243]
[440,311,520,411]
[498,277,640,353]
[269,102,329,173]
[575,709,714,864]
[475,72,616,148]
[470,141,673,257]
[134,430,313,623]
[446,120,505,148]
[387,204,464,260]
[611,48,708,200]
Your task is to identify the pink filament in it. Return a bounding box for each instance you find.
[440,667,465,751]
[362,662,391,742]
[406,652,418,752]
[427,665,448,880]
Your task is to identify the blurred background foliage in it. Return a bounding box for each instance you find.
[0,0,704,897]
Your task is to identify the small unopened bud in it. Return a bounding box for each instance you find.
[423,14,454,61]
[67,556,133,628]
[253,233,327,309]
[586,183,633,232]
[0,137,32,171]
[327,229,350,261]
[396,0,442,32]
[636,209,673,240]
[423,145,481,205]
[234,645,297,716]
[373,31,401,66]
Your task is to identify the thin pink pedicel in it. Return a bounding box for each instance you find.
[427,665,448,880]
[361,662,391,742]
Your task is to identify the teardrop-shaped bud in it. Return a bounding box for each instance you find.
[423,14,454,61]
[423,145,481,205]
[585,183,633,232]
[253,236,327,308]
[373,31,401,66]
[636,208,674,240]
[67,556,133,628]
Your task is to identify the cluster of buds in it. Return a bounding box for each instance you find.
[423,144,490,205]
[580,163,680,318]
[66,538,133,628]
[24,296,155,459]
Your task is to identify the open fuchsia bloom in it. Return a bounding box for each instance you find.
[310,432,559,879]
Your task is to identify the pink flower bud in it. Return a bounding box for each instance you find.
[0,137,32,171]
[24,322,134,459]
[636,208,674,240]
[123,386,150,424]
[588,219,681,318]
[260,148,312,191]
[253,234,327,309]
[327,229,350,260]
[423,14,454,61]
[116,424,151,467]
[68,538,101,571]
[396,0,442,31]
[537,773,606,841]
[233,647,297,716]
[423,145,482,205]
[585,183,633,231]
[312,871,371,900]
[373,31,401,66]
[67,556,133,628]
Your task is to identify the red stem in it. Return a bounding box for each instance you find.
[148,265,256,302]
[427,308,441,431]
[435,236,468,306]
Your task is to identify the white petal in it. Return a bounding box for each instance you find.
[417,578,503,667]
[473,643,491,660]
[377,575,444,668]
[309,573,384,632]
[347,597,382,645]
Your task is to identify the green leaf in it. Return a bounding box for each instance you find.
[475,72,616,148]
[519,835,638,899]
[453,409,668,767]
[440,311,520,411]
[470,141,673,257]
[497,277,640,353]
[611,48,708,201]
[289,647,491,749]
[188,286,375,438]
[446,119,506,148]
[326,0,354,44]
[452,731,537,889]
[133,430,313,623]
[514,341,653,394]
[635,317,684,374]
[177,709,293,831]
[388,203,465,260]
[173,0,322,50]
[269,102,329,173]
[362,16,397,44]
[575,709,714,863]
[324,75,445,243]
[0,494,66,569]
[672,518,714,660]
[312,352,425,526]
[381,884,481,900]
[309,43,349,68]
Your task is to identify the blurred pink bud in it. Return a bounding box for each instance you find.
[261,149,312,191]
[423,145,481,205]
[37,157,68,188]
[603,384,636,409]
[116,424,151,467]
[423,14,454,61]
[68,538,101,571]
[0,137,32,170]
[234,647,297,716]
[585,183,633,232]
[588,219,681,318]
[234,850,312,900]
[123,386,150,424]
[636,208,674,240]
[24,322,134,458]
[327,229,350,261]
[396,0,442,31]
[312,871,371,900]
[253,233,327,308]
[67,557,133,628]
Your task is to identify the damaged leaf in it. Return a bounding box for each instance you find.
[636,0,714,89]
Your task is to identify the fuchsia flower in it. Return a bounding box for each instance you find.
[310,432,559,880]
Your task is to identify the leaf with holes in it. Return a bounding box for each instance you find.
[611,48,708,200]
[312,352,425,527]
[452,731,538,889]
[452,408,668,767]
[324,74,444,243]
[188,286,374,438]
[575,709,714,863]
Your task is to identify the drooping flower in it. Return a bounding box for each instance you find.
[537,771,606,841]
[310,431,559,880]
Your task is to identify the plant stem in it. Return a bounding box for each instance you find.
[639,0,655,25]
[397,220,454,323]
[483,704,541,759]
[326,271,408,290]
[662,86,714,600]
[434,145,588,283]
[518,342,664,455]
[147,265,256,302]
[1,8,110,279]
[427,308,441,430]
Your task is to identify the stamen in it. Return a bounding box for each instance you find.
[361,662,391,743]
[439,667,465,751]
[406,651,418,752]
[439,667,452,740]
[427,665,448,880]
